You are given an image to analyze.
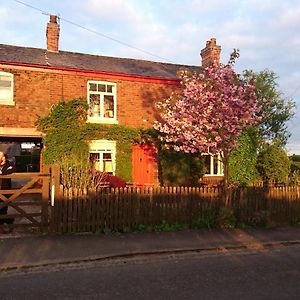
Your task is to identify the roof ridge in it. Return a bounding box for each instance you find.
[0,43,198,68]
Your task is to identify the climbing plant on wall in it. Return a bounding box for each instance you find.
[36,98,143,182]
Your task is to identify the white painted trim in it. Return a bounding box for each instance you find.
[202,153,224,177]
[87,80,117,123]
[86,118,119,125]
[0,127,43,137]
[0,71,14,106]
[89,140,117,175]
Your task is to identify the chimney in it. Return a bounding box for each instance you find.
[46,15,60,53]
[200,38,221,68]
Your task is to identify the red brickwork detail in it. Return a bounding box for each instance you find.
[0,67,176,129]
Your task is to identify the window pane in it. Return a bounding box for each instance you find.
[103,153,112,160]
[203,156,210,174]
[0,75,12,101]
[104,95,114,118]
[213,156,218,175]
[0,89,11,100]
[107,85,113,93]
[89,94,101,117]
[89,83,97,91]
[103,153,113,173]
[0,77,11,88]
[104,161,113,173]
[98,84,106,92]
[90,153,100,171]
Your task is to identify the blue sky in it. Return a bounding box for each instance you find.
[1,0,300,153]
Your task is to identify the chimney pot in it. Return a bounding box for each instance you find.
[50,15,57,23]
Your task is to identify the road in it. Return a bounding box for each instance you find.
[1,244,300,299]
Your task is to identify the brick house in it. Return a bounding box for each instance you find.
[0,15,223,185]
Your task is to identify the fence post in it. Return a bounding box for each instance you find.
[51,163,61,205]
[41,164,51,232]
[50,163,61,232]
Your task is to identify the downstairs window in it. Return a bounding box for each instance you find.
[89,140,116,175]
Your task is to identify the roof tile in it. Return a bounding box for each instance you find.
[0,44,201,79]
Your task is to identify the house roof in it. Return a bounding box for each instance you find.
[0,44,201,79]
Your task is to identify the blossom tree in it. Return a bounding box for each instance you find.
[154,54,262,187]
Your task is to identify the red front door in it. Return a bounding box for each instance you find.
[132,144,157,186]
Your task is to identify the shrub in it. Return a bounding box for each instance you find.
[257,143,291,186]
[217,206,237,228]
[192,209,217,229]
[229,128,260,186]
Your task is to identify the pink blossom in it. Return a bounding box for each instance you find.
[154,61,261,156]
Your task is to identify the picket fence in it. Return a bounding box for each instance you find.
[50,186,300,233]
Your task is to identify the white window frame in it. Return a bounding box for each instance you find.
[87,80,117,124]
[203,153,224,176]
[0,71,14,106]
[89,140,116,175]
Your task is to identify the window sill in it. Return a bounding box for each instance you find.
[203,174,224,177]
[87,118,119,125]
[0,100,15,106]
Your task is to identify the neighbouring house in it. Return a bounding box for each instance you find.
[0,15,223,185]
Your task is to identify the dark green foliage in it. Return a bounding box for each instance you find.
[36,99,89,164]
[229,128,260,186]
[192,206,237,229]
[83,124,140,181]
[159,147,205,186]
[242,70,295,145]
[290,155,300,173]
[288,155,300,186]
[290,154,300,162]
[290,161,300,173]
[192,209,217,229]
[257,143,291,185]
[35,99,145,182]
[230,69,295,185]
[121,222,187,233]
[153,221,187,232]
[115,141,133,181]
[36,99,88,132]
[216,207,237,228]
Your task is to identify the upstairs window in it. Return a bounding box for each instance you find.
[0,71,14,105]
[87,81,117,123]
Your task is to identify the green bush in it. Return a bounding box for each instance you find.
[159,147,205,186]
[257,143,291,185]
[229,129,260,186]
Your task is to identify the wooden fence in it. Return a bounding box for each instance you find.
[50,186,300,233]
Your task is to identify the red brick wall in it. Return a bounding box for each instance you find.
[0,65,176,129]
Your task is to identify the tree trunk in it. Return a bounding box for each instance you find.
[222,151,229,189]
[222,152,230,204]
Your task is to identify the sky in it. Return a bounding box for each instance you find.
[1,0,300,153]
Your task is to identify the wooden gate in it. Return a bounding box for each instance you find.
[0,167,50,233]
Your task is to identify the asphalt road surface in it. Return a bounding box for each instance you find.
[1,245,300,300]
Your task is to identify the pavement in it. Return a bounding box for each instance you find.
[0,227,300,272]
